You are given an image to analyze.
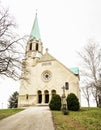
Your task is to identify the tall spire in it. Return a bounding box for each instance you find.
[29,13,41,40]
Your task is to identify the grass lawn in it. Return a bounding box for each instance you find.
[52,107,101,130]
[0,108,24,120]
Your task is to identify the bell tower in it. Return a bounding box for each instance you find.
[25,13,43,59]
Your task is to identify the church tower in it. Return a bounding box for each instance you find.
[18,14,44,107]
[26,13,43,59]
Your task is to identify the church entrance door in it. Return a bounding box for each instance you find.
[39,95,42,103]
[45,94,49,103]
[44,90,49,103]
[37,90,42,103]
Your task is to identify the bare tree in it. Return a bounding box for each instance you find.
[0,5,26,80]
[91,79,101,107]
[81,85,91,107]
[78,40,101,107]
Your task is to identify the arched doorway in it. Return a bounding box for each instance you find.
[51,90,56,97]
[44,90,49,103]
[37,90,42,103]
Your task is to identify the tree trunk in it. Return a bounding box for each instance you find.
[98,96,101,108]
[87,98,90,107]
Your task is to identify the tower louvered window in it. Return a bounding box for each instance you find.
[29,43,32,50]
[36,43,38,51]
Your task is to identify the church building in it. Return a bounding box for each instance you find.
[18,14,80,107]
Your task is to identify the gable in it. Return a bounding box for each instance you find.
[39,52,79,78]
[39,52,55,62]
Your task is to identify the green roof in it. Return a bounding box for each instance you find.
[70,68,79,74]
[29,13,41,40]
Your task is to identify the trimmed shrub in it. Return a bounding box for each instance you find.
[66,93,80,111]
[49,94,61,110]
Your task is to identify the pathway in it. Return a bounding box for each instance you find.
[0,106,55,130]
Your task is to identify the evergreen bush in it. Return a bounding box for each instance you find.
[66,93,80,111]
[49,94,61,110]
[8,91,19,108]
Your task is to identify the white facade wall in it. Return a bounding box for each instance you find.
[18,55,80,107]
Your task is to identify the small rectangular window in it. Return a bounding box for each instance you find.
[65,82,69,90]
[26,94,29,100]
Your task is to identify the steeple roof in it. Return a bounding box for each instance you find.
[29,13,41,40]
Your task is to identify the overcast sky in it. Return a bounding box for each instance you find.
[1,0,101,108]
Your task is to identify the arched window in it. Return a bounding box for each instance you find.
[37,90,42,103]
[29,43,32,50]
[36,43,38,51]
[51,90,56,97]
[44,90,49,103]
